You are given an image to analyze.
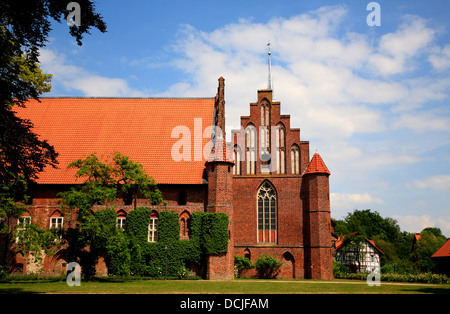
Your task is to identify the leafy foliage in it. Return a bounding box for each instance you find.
[334,209,447,275]
[234,255,254,278]
[254,255,283,279]
[105,208,229,278]
[1,1,105,270]
[16,223,62,264]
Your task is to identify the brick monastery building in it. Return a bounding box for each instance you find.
[6,69,334,279]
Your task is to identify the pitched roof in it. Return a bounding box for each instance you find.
[335,233,384,255]
[432,238,450,258]
[15,97,215,185]
[303,153,330,175]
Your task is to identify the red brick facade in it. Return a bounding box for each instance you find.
[2,77,333,280]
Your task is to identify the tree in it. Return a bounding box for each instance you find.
[412,229,446,273]
[335,209,402,243]
[1,0,106,270]
[58,152,164,278]
[1,0,107,106]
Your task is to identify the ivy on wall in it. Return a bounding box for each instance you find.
[104,208,229,278]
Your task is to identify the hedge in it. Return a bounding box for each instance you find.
[334,272,450,284]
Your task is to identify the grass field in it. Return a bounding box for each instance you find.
[1,278,449,294]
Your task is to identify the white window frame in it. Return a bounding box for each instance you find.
[50,217,64,229]
[116,217,126,230]
[17,216,31,229]
[148,217,158,242]
[16,216,31,243]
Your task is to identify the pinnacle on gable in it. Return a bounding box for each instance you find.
[303,153,330,175]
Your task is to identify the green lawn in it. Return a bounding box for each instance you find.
[1,278,449,294]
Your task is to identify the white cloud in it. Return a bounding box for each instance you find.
[414,175,450,190]
[393,215,435,234]
[331,192,383,205]
[429,44,450,71]
[39,49,145,97]
[394,214,450,236]
[331,193,384,218]
[369,15,435,76]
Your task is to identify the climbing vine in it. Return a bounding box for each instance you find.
[104,208,229,278]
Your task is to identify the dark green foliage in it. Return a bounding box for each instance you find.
[106,209,228,278]
[234,256,254,278]
[124,207,151,245]
[158,211,180,243]
[334,209,448,275]
[190,212,229,255]
[105,231,131,276]
[254,255,283,279]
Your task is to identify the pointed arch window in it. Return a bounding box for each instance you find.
[290,145,300,175]
[276,124,285,174]
[233,145,241,175]
[116,210,127,229]
[261,102,270,126]
[180,211,191,240]
[245,125,256,175]
[257,181,277,243]
[50,211,64,230]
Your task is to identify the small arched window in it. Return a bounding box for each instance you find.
[116,210,127,229]
[50,210,64,230]
[180,211,191,240]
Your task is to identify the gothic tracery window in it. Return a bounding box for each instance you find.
[257,181,277,243]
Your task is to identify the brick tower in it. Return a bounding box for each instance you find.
[303,153,333,280]
[205,78,235,280]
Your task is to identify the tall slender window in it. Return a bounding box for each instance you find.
[261,102,270,126]
[148,213,158,242]
[291,145,300,174]
[257,181,277,243]
[233,145,241,175]
[276,124,285,174]
[246,125,256,175]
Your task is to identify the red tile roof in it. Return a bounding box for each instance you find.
[335,234,384,255]
[15,98,215,185]
[303,153,330,175]
[432,238,450,258]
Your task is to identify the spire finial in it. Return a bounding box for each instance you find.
[267,42,273,90]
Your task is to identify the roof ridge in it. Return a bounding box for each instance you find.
[37,97,216,100]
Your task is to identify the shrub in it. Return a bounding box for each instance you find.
[333,260,347,275]
[255,255,283,279]
[234,255,254,278]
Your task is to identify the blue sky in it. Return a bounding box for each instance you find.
[39,0,450,236]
